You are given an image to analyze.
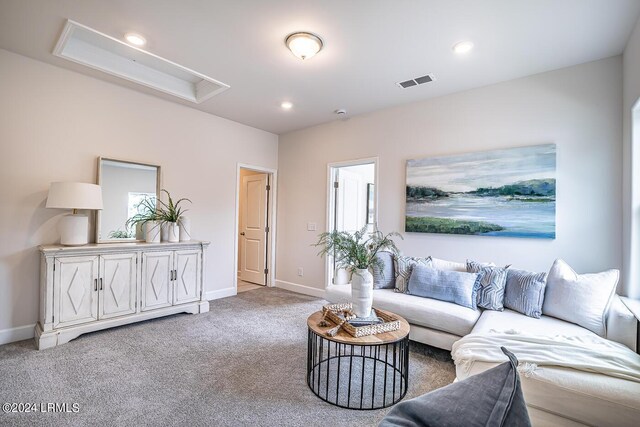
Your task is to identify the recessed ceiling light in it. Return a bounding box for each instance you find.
[281,101,293,110]
[285,32,323,60]
[452,41,474,54]
[125,32,147,47]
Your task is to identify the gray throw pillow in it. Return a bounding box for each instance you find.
[372,251,395,289]
[380,347,531,427]
[394,255,432,293]
[467,260,509,311]
[407,264,479,310]
[504,269,547,318]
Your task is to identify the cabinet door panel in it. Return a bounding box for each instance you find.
[99,253,137,319]
[174,250,201,304]
[141,251,173,311]
[53,256,99,328]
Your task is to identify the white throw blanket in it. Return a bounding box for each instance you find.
[451,330,640,383]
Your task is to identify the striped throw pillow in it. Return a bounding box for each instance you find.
[504,269,547,318]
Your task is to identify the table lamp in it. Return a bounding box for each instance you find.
[46,182,103,245]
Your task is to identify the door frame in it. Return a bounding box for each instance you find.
[325,157,379,289]
[234,163,278,293]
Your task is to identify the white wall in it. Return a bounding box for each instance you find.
[276,57,623,293]
[0,49,278,343]
[623,17,640,299]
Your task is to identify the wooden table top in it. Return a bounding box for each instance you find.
[307,308,410,345]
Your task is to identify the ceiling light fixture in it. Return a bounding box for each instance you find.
[452,41,474,54]
[285,32,323,60]
[125,32,147,47]
[281,101,293,110]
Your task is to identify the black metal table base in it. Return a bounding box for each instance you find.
[306,328,409,410]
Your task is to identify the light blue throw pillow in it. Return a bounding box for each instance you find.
[504,269,547,318]
[467,260,509,311]
[407,264,479,310]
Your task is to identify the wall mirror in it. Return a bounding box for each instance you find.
[96,157,161,243]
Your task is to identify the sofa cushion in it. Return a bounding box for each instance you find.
[394,255,432,293]
[543,259,619,336]
[504,269,547,318]
[407,264,479,310]
[372,251,395,289]
[471,308,597,337]
[467,260,509,311]
[463,309,640,427]
[430,257,467,272]
[325,285,481,336]
[456,358,640,427]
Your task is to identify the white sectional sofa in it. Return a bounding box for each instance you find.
[325,284,640,426]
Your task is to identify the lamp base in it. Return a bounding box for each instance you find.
[59,214,89,246]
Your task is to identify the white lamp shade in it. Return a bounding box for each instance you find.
[46,182,103,210]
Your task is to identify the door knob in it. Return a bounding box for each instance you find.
[240,232,245,236]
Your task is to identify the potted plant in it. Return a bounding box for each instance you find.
[314,227,401,317]
[156,190,191,243]
[125,196,161,243]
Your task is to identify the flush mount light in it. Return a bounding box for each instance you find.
[285,32,323,60]
[281,101,293,110]
[125,32,147,47]
[452,40,474,54]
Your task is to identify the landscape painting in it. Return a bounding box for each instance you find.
[405,144,556,238]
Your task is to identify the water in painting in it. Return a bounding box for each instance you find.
[405,144,556,239]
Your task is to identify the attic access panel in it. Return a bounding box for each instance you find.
[53,20,229,104]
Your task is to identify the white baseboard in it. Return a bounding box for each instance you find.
[275,280,326,298]
[0,324,35,346]
[204,287,237,301]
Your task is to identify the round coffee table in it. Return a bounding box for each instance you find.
[306,308,410,410]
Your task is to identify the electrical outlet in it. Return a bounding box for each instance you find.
[307,222,317,231]
[297,267,304,277]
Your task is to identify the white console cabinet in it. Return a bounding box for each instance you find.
[36,241,209,350]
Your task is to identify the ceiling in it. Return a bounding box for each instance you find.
[1,0,639,135]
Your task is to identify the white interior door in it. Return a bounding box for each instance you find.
[240,173,268,285]
[337,169,367,233]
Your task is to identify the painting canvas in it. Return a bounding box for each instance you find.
[405,144,556,238]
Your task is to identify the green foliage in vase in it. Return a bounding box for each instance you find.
[314,226,402,273]
[125,196,160,231]
[156,189,191,224]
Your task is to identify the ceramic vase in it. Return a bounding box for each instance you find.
[351,268,373,318]
[167,222,180,242]
[145,221,161,243]
[161,223,169,242]
[334,267,350,285]
[179,216,191,241]
[135,223,144,240]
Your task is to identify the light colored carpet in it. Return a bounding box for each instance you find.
[0,288,455,426]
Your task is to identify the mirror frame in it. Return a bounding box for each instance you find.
[95,156,162,243]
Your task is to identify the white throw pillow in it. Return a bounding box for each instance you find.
[542,259,619,336]
[430,257,467,272]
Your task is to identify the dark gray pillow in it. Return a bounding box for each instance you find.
[379,347,531,427]
[467,260,509,311]
[505,269,547,318]
[407,264,479,310]
[372,251,395,289]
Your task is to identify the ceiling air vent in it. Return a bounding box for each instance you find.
[397,74,435,89]
[53,20,229,104]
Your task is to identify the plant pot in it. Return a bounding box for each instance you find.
[167,222,180,243]
[135,223,144,240]
[179,216,191,241]
[334,267,350,285]
[161,223,169,242]
[145,221,161,243]
[351,268,373,318]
